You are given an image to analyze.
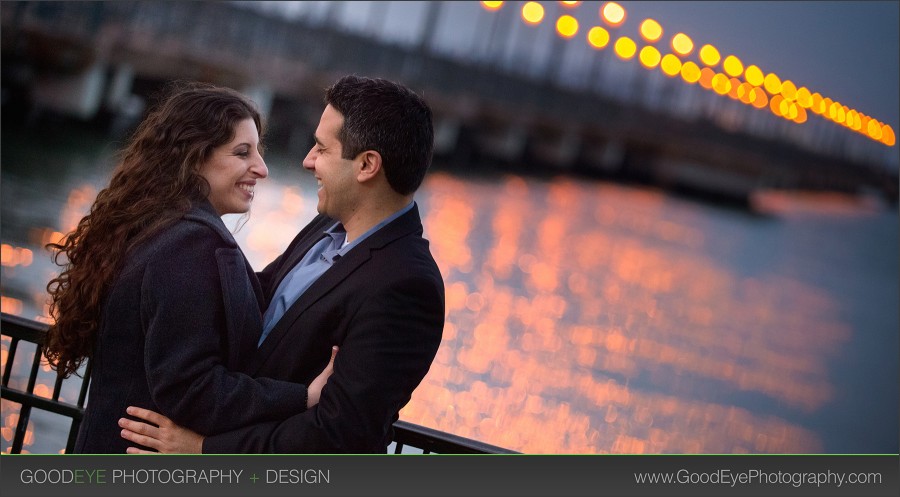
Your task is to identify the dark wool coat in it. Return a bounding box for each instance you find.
[75,200,308,453]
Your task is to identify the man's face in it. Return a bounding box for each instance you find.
[303,105,359,221]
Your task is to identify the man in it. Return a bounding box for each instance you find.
[120,75,445,453]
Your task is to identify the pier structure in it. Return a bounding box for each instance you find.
[1,1,897,203]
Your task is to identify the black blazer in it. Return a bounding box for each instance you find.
[202,204,445,453]
[75,200,309,453]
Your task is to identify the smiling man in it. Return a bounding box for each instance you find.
[120,75,446,453]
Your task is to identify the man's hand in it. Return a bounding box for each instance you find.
[119,406,204,454]
[308,346,339,409]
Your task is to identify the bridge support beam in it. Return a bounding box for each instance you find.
[105,63,134,111]
[433,117,461,156]
[477,124,527,164]
[241,84,274,119]
[532,128,581,170]
[32,61,106,120]
[582,139,625,173]
[104,63,145,136]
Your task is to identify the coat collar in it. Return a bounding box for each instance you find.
[183,198,239,248]
[184,198,266,352]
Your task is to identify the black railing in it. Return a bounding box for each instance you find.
[1,312,91,454]
[1,312,515,454]
[391,419,516,454]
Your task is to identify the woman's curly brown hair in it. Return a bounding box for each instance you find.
[44,81,263,378]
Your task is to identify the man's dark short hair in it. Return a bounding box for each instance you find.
[325,75,434,195]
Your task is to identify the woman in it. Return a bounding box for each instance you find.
[44,81,334,453]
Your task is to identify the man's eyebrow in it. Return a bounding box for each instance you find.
[313,135,324,146]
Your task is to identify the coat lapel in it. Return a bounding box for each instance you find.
[186,199,270,370]
[269,230,330,300]
[215,248,264,370]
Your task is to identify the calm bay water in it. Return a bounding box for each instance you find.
[2,124,898,454]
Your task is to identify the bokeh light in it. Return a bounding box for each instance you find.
[882,125,896,146]
[763,73,782,95]
[680,61,701,83]
[796,87,812,108]
[588,26,611,49]
[614,36,637,60]
[698,67,715,89]
[728,77,742,99]
[737,82,754,104]
[639,45,661,69]
[847,110,860,130]
[792,105,807,123]
[867,119,882,138]
[712,73,731,95]
[671,33,694,56]
[722,55,743,78]
[522,2,545,24]
[781,80,797,101]
[811,93,824,114]
[661,54,682,77]
[639,19,663,42]
[556,15,579,38]
[476,1,897,146]
[699,44,721,66]
[770,94,785,116]
[751,87,769,108]
[744,65,764,87]
[601,2,626,26]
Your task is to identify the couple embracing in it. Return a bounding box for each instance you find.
[44,75,444,454]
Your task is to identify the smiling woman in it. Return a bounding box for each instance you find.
[200,118,268,216]
[40,81,335,453]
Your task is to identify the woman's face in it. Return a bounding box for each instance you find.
[199,118,268,215]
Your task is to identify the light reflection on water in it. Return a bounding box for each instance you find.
[1,134,898,454]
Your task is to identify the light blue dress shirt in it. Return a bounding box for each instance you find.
[258,201,415,346]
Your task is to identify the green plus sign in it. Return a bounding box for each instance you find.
[250,474,259,483]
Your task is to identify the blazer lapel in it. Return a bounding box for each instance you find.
[249,205,425,375]
[268,230,330,301]
[249,243,372,375]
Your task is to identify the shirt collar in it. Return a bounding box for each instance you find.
[324,201,415,256]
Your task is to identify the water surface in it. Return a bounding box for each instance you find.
[2,124,897,453]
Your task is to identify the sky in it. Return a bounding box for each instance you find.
[243,1,899,152]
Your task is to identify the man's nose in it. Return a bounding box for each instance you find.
[302,149,315,170]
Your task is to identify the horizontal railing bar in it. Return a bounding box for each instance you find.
[2,312,514,454]
[1,386,86,419]
[393,420,519,454]
[2,312,48,341]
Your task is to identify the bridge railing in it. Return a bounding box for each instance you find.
[1,313,90,454]
[0,312,515,455]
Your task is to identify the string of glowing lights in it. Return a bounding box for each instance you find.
[480,1,896,147]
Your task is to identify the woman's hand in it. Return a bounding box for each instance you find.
[119,406,204,454]
[307,345,338,409]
